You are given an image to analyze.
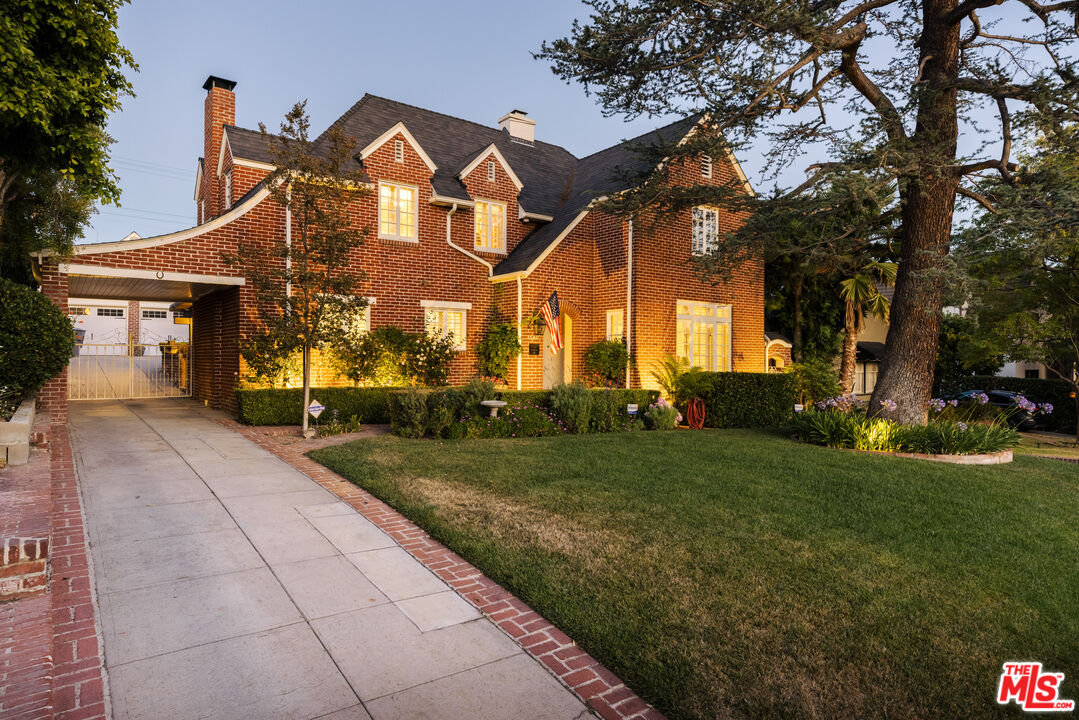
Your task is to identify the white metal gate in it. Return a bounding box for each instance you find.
[69,342,191,400]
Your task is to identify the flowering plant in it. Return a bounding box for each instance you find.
[644,396,681,430]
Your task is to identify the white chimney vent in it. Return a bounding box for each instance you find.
[498,110,536,145]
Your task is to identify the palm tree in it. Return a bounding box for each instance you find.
[839,262,896,396]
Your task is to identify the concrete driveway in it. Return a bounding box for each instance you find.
[69,399,590,720]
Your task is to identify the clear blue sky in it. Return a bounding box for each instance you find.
[88,0,687,244]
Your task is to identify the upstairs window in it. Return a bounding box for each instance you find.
[488,159,496,181]
[606,309,624,341]
[676,301,731,372]
[702,155,713,178]
[691,207,719,256]
[422,301,469,351]
[394,139,404,163]
[379,182,417,241]
[474,199,506,252]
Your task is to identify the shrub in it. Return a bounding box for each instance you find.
[425,389,457,437]
[674,371,796,428]
[583,340,630,386]
[236,387,395,425]
[504,402,563,436]
[329,325,455,387]
[549,382,593,433]
[474,323,521,383]
[389,388,429,438]
[643,397,681,430]
[786,359,841,407]
[650,353,693,398]
[317,409,362,437]
[0,278,74,398]
[459,377,497,417]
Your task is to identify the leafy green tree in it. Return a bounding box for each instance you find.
[224,102,369,437]
[956,126,1079,437]
[839,262,896,395]
[0,0,135,259]
[0,170,95,283]
[541,0,1079,423]
[932,314,1004,394]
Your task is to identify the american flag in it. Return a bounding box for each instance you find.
[540,291,563,353]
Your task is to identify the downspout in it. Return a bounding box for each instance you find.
[445,203,492,275]
[625,218,634,388]
[517,276,523,390]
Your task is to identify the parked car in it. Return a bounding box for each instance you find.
[946,389,1044,430]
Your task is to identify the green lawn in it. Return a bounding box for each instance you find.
[309,430,1079,720]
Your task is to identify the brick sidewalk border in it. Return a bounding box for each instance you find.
[49,425,107,720]
[226,421,666,720]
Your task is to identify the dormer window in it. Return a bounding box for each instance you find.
[691,206,719,255]
[488,160,495,181]
[394,139,404,163]
[474,199,506,253]
[702,155,713,179]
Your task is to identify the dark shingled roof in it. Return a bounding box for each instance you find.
[227,95,707,278]
[857,341,887,363]
[223,125,276,165]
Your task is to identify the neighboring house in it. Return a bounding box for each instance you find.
[68,299,190,351]
[35,75,771,414]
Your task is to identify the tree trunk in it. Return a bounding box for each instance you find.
[792,274,804,361]
[840,315,859,396]
[869,0,959,425]
[301,342,312,437]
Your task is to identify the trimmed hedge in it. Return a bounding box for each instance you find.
[674,371,796,428]
[235,387,397,425]
[943,375,1076,434]
[0,278,74,397]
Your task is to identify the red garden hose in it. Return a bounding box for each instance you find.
[687,397,706,429]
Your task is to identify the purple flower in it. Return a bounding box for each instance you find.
[976,392,989,405]
[930,398,945,412]
[881,399,897,412]
[958,421,968,431]
[948,399,959,408]
[1040,402,1054,414]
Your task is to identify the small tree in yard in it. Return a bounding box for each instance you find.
[224,102,369,437]
[540,0,1079,424]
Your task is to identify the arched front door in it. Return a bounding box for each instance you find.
[541,315,573,389]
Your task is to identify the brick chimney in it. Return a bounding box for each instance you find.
[202,75,236,218]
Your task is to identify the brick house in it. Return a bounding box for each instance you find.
[35,75,781,419]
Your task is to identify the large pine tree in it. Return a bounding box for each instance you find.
[540,0,1079,423]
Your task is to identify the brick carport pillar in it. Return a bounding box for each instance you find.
[38,263,69,424]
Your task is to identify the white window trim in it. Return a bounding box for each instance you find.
[422,302,469,351]
[457,145,524,191]
[691,206,719,256]
[702,155,713,178]
[394,139,404,163]
[606,309,624,341]
[419,299,472,310]
[676,300,732,372]
[487,159,495,181]
[473,198,507,254]
[359,123,438,172]
[224,171,233,209]
[378,181,419,242]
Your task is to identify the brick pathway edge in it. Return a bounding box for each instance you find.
[225,421,666,720]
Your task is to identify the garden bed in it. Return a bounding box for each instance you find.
[850,447,1013,464]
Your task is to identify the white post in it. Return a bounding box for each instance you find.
[625,218,634,388]
[517,276,523,391]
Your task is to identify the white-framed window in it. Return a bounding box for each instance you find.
[224,170,233,208]
[97,307,125,318]
[676,301,731,372]
[68,306,90,316]
[855,361,879,395]
[474,199,506,252]
[379,182,418,241]
[606,309,624,341]
[691,206,719,256]
[487,159,496,181]
[142,309,168,319]
[394,139,404,163]
[421,300,469,351]
[702,155,713,178]
[323,297,374,338]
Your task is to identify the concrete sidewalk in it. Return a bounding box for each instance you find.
[70,399,591,720]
